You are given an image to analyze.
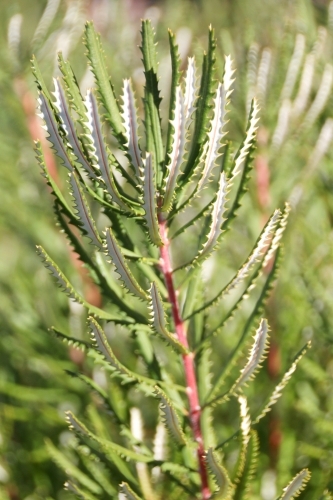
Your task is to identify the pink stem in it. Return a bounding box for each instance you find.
[158,215,211,500]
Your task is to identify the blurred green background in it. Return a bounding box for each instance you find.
[1,0,333,498]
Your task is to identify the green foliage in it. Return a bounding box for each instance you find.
[30,18,318,499]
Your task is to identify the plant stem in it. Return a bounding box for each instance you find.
[158,215,211,500]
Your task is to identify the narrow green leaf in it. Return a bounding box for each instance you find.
[141,153,162,246]
[279,469,311,499]
[154,386,187,446]
[69,172,103,248]
[149,282,188,354]
[84,22,125,143]
[120,482,143,500]
[121,79,143,177]
[58,52,88,127]
[37,246,130,323]
[105,228,148,300]
[234,395,251,482]
[205,448,233,498]
[233,430,259,500]
[140,20,164,184]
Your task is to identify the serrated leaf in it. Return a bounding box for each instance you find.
[140,20,164,185]
[154,386,187,445]
[230,99,260,183]
[198,57,234,190]
[233,430,259,500]
[58,52,88,127]
[38,90,74,171]
[162,86,186,211]
[35,140,75,221]
[66,411,153,463]
[121,79,142,177]
[231,318,269,394]
[84,22,125,144]
[50,327,92,351]
[84,90,128,210]
[69,172,103,248]
[65,481,98,500]
[105,228,148,300]
[205,448,233,498]
[255,342,311,423]
[141,153,162,246]
[52,77,96,178]
[196,171,228,260]
[235,395,251,482]
[181,26,217,184]
[164,30,182,170]
[119,482,143,500]
[45,439,102,495]
[149,282,188,354]
[188,209,281,319]
[37,246,129,323]
[184,56,198,126]
[279,469,311,499]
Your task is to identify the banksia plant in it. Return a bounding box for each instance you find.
[34,20,314,499]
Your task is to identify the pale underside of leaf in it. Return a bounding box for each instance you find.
[154,385,187,445]
[162,86,186,211]
[255,342,311,423]
[141,153,162,246]
[105,228,148,300]
[52,78,96,178]
[230,98,260,183]
[121,78,142,177]
[205,448,233,497]
[235,394,251,482]
[38,91,73,171]
[198,62,234,191]
[120,482,143,500]
[279,469,311,499]
[198,171,229,259]
[69,172,103,248]
[232,318,269,393]
[222,209,281,295]
[149,282,188,354]
[184,56,198,126]
[85,90,127,209]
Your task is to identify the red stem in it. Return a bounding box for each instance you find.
[158,215,211,500]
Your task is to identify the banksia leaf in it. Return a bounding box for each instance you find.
[149,282,188,354]
[184,56,198,126]
[230,99,260,183]
[141,20,164,184]
[235,395,251,482]
[84,22,125,144]
[119,482,143,500]
[35,140,75,220]
[263,202,290,267]
[233,430,259,500]
[52,78,96,178]
[205,448,233,497]
[182,26,217,183]
[231,318,269,393]
[85,90,127,210]
[105,228,148,300]
[38,90,74,171]
[196,171,228,260]
[69,172,103,249]
[45,439,102,495]
[198,57,234,190]
[188,209,281,318]
[162,86,186,212]
[66,411,154,463]
[164,30,182,170]
[37,246,127,322]
[121,79,142,177]
[154,385,187,445]
[279,469,311,499]
[255,342,311,423]
[141,153,162,246]
[58,52,88,127]
[50,327,91,351]
[65,481,98,500]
